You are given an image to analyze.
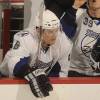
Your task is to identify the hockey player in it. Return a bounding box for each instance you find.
[1,10,72,97]
[69,0,100,77]
[44,0,86,38]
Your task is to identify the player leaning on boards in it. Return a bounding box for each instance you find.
[1,10,72,98]
[69,0,100,77]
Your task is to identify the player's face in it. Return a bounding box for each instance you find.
[88,0,100,18]
[41,28,58,47]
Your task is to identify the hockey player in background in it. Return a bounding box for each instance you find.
[0,10,72,97]
[44,0,86,38]
[68,0,100,77]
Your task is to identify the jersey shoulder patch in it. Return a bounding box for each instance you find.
[13,40,20,49]
[16,31,30,37]
[13,31,30,49]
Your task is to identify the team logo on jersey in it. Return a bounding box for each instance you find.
[32,59,54,74]
[81,29,100,58]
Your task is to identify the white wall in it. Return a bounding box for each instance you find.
[24,0,31,28]
[24,0,44,28]
[0,83,100,100]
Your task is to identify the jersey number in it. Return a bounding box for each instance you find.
[83,17,93,27]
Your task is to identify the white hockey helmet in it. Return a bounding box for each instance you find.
[42,10,60,29]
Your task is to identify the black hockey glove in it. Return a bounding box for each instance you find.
[90,38,100,72]
[24,69,53,98]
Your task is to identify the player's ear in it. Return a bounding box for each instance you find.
[36,27,41,34]
[39,27,44,37]
[36,27,44,37]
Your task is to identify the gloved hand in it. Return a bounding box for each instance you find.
[24,69,53,98]
[90,38,100,72]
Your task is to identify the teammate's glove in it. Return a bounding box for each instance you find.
[24,69,53,98]
[90,38,100,72]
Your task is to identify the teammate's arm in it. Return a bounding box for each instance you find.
[58,34,73,77]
